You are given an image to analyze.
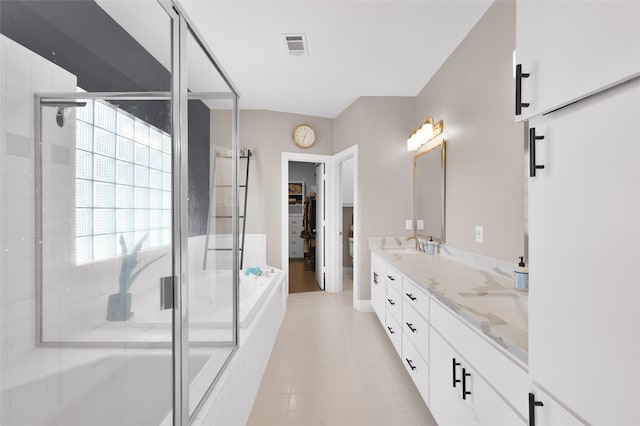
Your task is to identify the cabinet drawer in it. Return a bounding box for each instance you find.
[289,216,303,227]
[430,298,529,418]
[385,284,402,323]
[384,264,402,293]
[385,313,401,356]
[402,337,428,403]
[402,302,429,359]
[403,278,429,321]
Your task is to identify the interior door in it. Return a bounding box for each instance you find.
[315,163,325,290]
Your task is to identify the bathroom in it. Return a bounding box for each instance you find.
[2,0,639,425]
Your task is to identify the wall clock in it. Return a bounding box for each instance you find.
[293,124,316,148]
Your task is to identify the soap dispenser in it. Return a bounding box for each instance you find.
[426,237,436,255]
[514,256,528,291]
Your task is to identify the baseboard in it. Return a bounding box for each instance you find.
[354,298,373,312]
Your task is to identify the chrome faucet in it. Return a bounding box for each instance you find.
[406,236,421,252]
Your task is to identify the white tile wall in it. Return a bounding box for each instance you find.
[1,35,77,368]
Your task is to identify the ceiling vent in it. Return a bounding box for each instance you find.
[284,33,308,56]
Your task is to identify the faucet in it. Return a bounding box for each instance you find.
[406,236,421,252]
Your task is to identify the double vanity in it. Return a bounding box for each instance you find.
[370,238,582,426]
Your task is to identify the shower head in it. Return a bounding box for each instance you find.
[40,100,87,128]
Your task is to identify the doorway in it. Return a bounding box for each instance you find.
[281,148,360,306]
[288,161,322,293]
[281,152,332,295]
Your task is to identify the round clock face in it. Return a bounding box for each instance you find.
[293,124,316,148]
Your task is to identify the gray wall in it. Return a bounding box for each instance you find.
[238,110,334,268]
[334,97,416,300]
[415,0,525,262]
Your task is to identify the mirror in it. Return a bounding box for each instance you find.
[413,139,446,242]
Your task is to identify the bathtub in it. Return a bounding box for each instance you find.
[188,268,277,328]
[1,268,283,426]
[1,353,207,426]
[46,267,279,343]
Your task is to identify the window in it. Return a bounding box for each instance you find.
[75,99,172,264]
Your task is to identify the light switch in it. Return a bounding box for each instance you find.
[475,226,483,243]
[417,220,424,230]
[405,220,413,231]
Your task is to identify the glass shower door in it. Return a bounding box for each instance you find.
[36,93,176,425]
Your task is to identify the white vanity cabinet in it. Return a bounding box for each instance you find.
[527,385,584,426]
[371,251,528,426]
[514,1,640,121]
[527,79,640,425]
[429,298,527,426]
[430,330,525,426]
[401,278,430,403]
[370,254,385,325]
[384,263,403,356]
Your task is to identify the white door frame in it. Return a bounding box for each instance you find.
[333,145,364,310]
[281,152,335,295]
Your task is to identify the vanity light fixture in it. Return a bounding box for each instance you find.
[407,116,443,151]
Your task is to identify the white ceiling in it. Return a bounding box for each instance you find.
[100,0,493,118]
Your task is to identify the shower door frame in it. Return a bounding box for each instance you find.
[32,1,241,424]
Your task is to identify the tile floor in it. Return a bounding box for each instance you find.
[247,275,438,426]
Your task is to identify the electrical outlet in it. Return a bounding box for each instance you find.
[405,220,413,231]
[417,220,424,231]
[475,226,483,243]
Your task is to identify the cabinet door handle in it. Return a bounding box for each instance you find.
[515,64,530,115]
[373,272,378,285]
[405,358,417,371]
[528,393,544,426]
[387,275,395,281]
[405,293,417,301]
[387,326,395,334]
[387,298,395,306]
[462,368,472,400]
[406,322,417,333]
[452,358,461,388]
[529,127,545,177]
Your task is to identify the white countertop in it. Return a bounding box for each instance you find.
[370,238,528,364]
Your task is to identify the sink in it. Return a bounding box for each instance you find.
[463,294,528,330]
[380,248,422,255]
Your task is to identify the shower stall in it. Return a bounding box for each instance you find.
[0,1,248,424]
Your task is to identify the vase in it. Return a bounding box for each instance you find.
[106,292,133,321]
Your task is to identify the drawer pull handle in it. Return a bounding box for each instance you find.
[406,293,417,301]
[406,322,417,333]
[387,299,395,306]
[515,63,530,116]
[529,127,545,177]
[387,326,395,335]
[452,358,461,388]
[405,358,416,371]
[387,275,395,281]
[528,393,544,426]
[373,272,378,285]
[462,368,472,400]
